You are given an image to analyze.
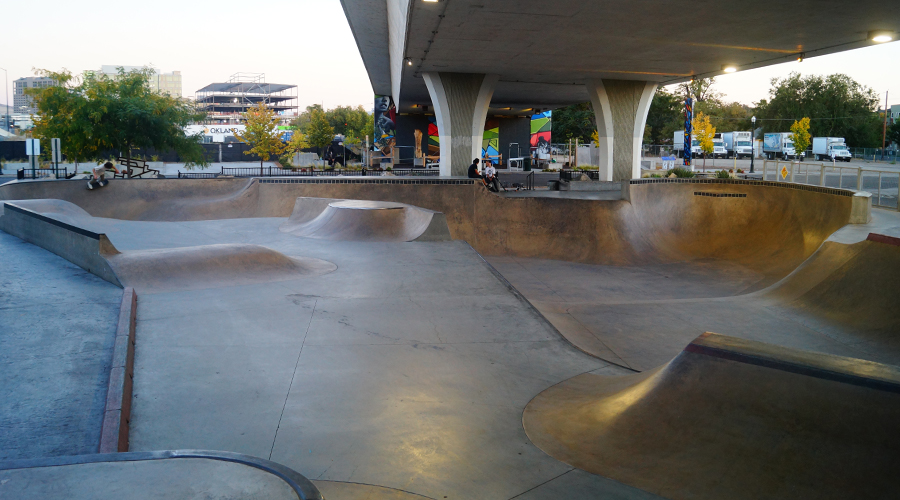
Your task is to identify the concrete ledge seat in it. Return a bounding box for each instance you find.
[0,450,322,500]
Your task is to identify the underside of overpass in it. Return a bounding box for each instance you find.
[340,0,899,178]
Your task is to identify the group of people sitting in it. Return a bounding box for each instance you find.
[467,158,501,192]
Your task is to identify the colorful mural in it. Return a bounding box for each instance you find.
[374,95,396,158]
[427,116,439,156]
[531,111,552,157]
[683,97,693,167]
[482,119,500,164]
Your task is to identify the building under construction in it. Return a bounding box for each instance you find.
[195,73,298,125]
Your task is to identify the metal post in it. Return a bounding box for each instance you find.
[856,168,862,191]
[819,164,826,186]
[882,91,889,162]
[877,171,882,205]
[750,116,756,173]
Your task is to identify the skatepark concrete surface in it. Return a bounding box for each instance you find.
[0,230,121,461]
[523,333,900,500]
[1,176,898,499]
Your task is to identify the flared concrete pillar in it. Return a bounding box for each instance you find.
[586,79,657,181]
[423,72,499,176]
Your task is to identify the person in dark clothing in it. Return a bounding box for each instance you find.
[467,158,482,179]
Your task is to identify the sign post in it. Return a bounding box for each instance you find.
[25,138,40,178]
[51,138,61,174]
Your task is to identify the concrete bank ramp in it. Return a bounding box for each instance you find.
[280,197,451,242]
[106,244,337,293]
[761,234,900,333]
[523,332,900,500]
[0,450,322,499]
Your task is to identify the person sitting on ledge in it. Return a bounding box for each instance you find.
[468,158,482,179]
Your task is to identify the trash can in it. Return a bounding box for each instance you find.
[17,169,25,180]
[523,157,532,172]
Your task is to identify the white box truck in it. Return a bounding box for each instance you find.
[763,132,797,160]
[674,131,727,158]
[812,137,852,162]
[722,131,753,159]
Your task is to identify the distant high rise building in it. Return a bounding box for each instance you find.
[13,76,57,114]
[95,65,183,98]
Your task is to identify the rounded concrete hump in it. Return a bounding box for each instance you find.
[281,197,451,242]
[105,244,337,293]
[2,198,93,221]
[523,332,900,499]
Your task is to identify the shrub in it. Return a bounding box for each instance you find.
[715,170,731,179]
[665,167,695,178]
[650,173,663,178]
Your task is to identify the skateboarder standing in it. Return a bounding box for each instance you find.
[88,161,119,189]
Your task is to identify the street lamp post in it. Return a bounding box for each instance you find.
[750,116,757,174]
[0,67,9,132]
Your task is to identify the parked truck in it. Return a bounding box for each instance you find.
[722,131,753,159]
[674,131,727,158]
[812,137,852,162]
[763,132,798,160]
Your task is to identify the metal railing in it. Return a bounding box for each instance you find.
[762,160,899,211]
[524,171,535,191]
[179,166,441,179]
[560,169,599,181]
[20,166,70,180]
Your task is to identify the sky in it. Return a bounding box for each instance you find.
[2,0,898,112]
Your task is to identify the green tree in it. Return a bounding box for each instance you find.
[29,67,207,169]
[755,73,882,147]
[551,103,595,143]
[645,88,683,144]
[291,104,324,133]
[234,102,287,169]
[325,105,371,140]
[790,117,812,159]
[282,130,310,166]
[693,111,716,171]
[305,108,335,158]
[887,120,900,148]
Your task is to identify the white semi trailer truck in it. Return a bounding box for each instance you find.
[812,137,852,162]
[722,131,753,159]
[674,131,727,158]
[763,132,798,160]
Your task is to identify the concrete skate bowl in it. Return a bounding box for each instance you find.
[280,197,451,242]
[0,178,854,283]
[0,178,261,221]
[105,244,337,293]
[523,332,900,500]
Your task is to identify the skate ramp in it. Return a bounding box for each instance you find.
[105,244,337,293]
[523,332,900,500]
[280,197,451,242]
[765,234,900,332]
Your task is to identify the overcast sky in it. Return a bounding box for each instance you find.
[2,0,898,112]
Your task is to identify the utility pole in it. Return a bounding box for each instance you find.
[882,90,889,162]
[0,67,8,132]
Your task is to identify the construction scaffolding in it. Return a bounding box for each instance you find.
[195,73,298,124]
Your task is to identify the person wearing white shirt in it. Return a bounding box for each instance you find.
[483,163,499,192]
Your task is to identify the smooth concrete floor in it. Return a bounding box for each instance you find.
[56,215,662,499]
[486,209,900,372]
[0,231,121,460]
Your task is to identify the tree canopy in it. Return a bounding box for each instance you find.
[550,103,595,143]
[234,102,287,167]
[755,73,882,147]
[29,67,207,166]
[305,108,335,154]
[790,117,812,157]
[292,104,371,142]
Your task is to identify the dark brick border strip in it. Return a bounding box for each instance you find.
[631,178,854,197]
[866,233,900,246]
[0,450,322,500]
[99,287,137,453]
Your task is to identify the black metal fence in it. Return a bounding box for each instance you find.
[19,166,70,180]
[560,169,599,181]
[179,166,441,179]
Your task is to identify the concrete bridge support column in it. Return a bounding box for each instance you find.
[423,72,499,176]
[586,79,657,181]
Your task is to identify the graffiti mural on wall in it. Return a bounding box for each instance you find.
[482,119,500,164]
[374,95,396,158]
[531,111,552,157]
[427,116,439,156]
